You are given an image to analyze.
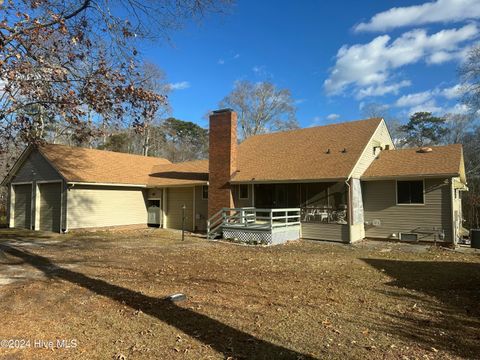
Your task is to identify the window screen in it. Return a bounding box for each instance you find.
[397,181,424,204]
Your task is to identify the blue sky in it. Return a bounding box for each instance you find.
[141,0,479,128]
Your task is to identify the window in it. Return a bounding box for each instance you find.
[239,184,249,199]
[397,180,424,204]
[202,185,208,200]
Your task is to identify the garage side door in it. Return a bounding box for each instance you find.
[13,184,32,229]
[38,182,62,232]
[167,187,193,231]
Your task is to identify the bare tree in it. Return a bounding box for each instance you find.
[460,45,480,115]
[0,0,230,153]
[134,62,172,155]
[219,81,299,140]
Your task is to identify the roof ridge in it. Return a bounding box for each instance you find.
[382,144,462,152]
[41,143,170,162]
[241,117,383,142]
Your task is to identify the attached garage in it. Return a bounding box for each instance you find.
[13,184,32,229]
[37,182,62,232]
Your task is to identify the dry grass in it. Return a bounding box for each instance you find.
[0,228,479,359]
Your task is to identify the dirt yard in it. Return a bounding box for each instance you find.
[0,228,479,360]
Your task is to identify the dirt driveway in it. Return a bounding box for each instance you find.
[0,228,479,359]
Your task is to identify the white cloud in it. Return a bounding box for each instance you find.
[395,90,434,107]
[408,99,444,115]
[167,81,191,90]
[233,53,240,59]
[324,24,478,97]
[440,84,463,99]
[354,0,480,32]
[294,98,307,104]
[326,113,340,120]
[218,59,225,65]
[395,83,466,115]
[356,80,411,99]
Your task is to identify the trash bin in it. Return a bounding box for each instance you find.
[471,229,480,249]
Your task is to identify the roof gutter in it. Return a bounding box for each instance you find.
[67,181,147,188]
[361,173,461,181]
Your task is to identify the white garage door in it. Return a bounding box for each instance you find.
[38,182,62,232]
[13,184,32,229]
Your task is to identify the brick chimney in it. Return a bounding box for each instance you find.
[208,109,237,218]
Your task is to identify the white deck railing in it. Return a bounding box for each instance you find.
[207,207,301,239]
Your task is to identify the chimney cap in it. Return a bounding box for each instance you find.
[212,108,234,114]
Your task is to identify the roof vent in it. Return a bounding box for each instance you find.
[326,149,331,154]
[341,148,347,153]
[417,147,433,153]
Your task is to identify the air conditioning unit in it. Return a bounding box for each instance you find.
[400,233,418,242]
[372,219,381,226]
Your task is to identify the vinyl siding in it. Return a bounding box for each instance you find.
[12,150,62,183]
[67,185,147,229]
[351,121,394,178]
[233,184,253,208]
[195,186,208,231]
[165,187,194,231]
[363,178,453,242]
[301,223,349,242]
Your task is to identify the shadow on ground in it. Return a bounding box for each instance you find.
[0,243,314,360]
[363,258,480,358]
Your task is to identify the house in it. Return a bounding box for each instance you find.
[2,109,467,244]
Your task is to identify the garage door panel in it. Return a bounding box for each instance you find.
[13,184,32,229]
[38,182,62,232]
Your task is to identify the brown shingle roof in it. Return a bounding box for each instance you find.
[148,159,209,186]
[362,144,464,180]
[39,144,171,185]
[231,118,383,182]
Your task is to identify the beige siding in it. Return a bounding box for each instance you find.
[38,182,62,232]
[351,121,394,178]
[301,223,349,242]
[67,185,147,229]
[363,178,453,242]
[195,186,208,231]
[147,188,162,199]
[233,184,253,208]
[165,187,194,231]
[13,150,62,183]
